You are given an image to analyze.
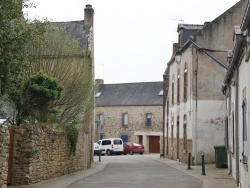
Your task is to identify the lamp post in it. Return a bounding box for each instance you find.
[175,52,182,64]
[95,116,100,141]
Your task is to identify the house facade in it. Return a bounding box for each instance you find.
[95,80,163,154]
[163,0,247,165]
[222,0,250,186]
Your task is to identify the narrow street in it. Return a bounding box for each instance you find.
[66,154,202,188]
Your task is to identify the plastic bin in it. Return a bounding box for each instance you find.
[214,145,227,168]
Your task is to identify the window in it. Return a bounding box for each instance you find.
[171,119,174,147]
[172,77,175,105]
[122,113,128,127]
[114,139,122,145]
[100,134,104,140]
[146,113,152,126]
[158,90,163,96]
[229,110,235,153]
[95,92,102,98]
[242,99,247,163]
[177,71,180,103]
[176,116,180,159]
[102,140,111,145]
[183,115,187,150]
[184,63,188,101]
[96,114,104,131]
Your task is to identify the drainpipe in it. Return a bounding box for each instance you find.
[228,85,232,175]
[235,69,240,185]
[163,75,166,157]
[193,48,198,164]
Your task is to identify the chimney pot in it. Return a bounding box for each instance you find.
[86,4,92,8]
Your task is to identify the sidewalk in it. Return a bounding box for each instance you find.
[155,157,238,188]
[9,157,237,188]
[8,162,108,188]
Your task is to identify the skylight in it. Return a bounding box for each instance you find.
[95,92,102,98]
[158,90,163,96]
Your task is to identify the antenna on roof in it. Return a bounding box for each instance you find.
[170,18,184,23]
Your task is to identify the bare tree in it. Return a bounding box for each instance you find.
[31,25,93,126]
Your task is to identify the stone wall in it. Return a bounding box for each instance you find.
[96,106,163,138]
[0,125,9,188]
[11,125,88,185]
[167,138,193,164]
[96,105,163,153]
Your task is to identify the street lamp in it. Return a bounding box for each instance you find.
[175,51,182,64]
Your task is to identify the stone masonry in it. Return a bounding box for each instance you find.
[11,125,87,185]
[0,125,9,188]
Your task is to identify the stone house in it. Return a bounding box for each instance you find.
[95,80,163,154]
[163,0,247,165]
[0,5,95,187]
[222,0,250,186]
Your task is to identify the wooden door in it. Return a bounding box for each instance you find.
[149,136,160,153]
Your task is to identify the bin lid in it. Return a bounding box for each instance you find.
[214,145,226,149]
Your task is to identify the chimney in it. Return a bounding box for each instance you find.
[95,79,104,91]
[84,4,94,31]
[172,43,178,56]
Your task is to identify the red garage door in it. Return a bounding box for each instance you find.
[149,136,160,153]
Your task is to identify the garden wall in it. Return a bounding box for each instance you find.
[0,125,9,188]
[11,125,90,185]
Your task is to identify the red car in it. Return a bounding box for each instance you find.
[123,142,144,155]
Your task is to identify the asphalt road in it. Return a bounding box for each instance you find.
[66,154,202,188]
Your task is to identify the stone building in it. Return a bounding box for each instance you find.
[222,0,250,186]
[163,0,247,165]
[95,80,163,154]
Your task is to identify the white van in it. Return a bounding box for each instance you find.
[97,138,124,155]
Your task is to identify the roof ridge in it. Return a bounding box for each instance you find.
[104,81,163,85]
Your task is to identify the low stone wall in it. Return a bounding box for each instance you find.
[167,138,192,163]
[0,125,9,188]
[12,125,88,185]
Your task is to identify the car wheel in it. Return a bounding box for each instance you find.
[106,150,111,155]
[139,152,143,155]
[129,150,134,155]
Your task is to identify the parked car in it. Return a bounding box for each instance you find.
[97,138,124,155]
[94,142,101,155]
[123,142,144,155]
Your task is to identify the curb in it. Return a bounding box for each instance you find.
[9,162,109,188]
[153,157,237,188]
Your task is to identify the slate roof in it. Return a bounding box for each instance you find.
[52,21,88,48]
[96,82,163,106]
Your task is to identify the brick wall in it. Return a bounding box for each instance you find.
[0,125,9,188]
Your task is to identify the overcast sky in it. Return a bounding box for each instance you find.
[27,0,240,84]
